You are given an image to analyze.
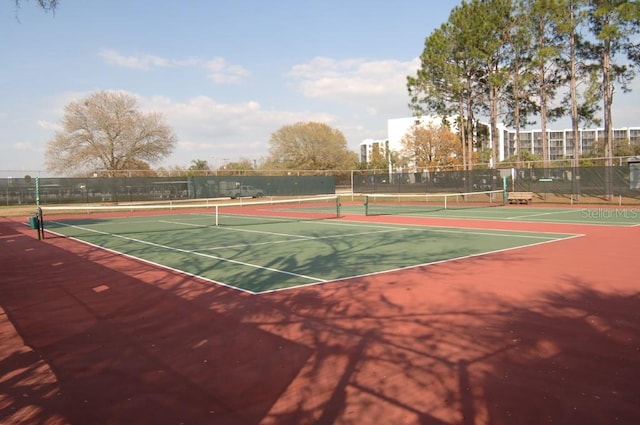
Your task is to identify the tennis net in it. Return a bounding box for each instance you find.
[39,195,341,236]
[212,195,341,226]
[364,190,505,216]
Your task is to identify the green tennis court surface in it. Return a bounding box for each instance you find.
[347,200,640,226]
[44,210,579,294]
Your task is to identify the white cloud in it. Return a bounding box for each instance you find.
[42,52,409,168]
[100,49,170,70]
[13,141,35,151]
[36,120,62,131]
[100,49,250,84]
[288,56,420,109]
[140,95,335,165]
[204,58,250,84]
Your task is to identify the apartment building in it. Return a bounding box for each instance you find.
[360,116,640,164]
[502,127,640,160]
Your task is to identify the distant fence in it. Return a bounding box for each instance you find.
[353,169,501,193]
[509,166,639,200]
[353,164,640,203]
[0,175,335,206]
[2,164,639,206]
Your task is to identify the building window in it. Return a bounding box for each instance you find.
[629,129,640,144]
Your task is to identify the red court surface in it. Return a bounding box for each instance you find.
[1,214,639,425]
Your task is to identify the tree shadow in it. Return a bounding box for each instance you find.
[3,216,639,425]
[0,219,312,425]
[478,285,640,425]
[242,252,640,424]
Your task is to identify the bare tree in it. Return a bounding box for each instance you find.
[14,0,59,13]
[45,91,177,176]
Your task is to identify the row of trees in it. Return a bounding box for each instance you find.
[186,122,359,174]
[21,1,360,176]
[408,0,640,170]
[34,1,640,176]
[45,92,359,176]
[44,89,639,178]
[397,120,640,172]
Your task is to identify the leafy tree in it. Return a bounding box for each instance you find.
[368,144,390,171]
[579,0,640,198]
[503,0,537,166]
[265,122,358,170]
[502,150,543,165]
[217,159,255,175]
[189,159,210,171]
[460,0,512,169]
[358,143,389,171]
[409,0,640,175]
[45,91,176,176]
[409,0,513,170]
[400,124,462,169]
[408,25,462,165]
[614,140,640,157]
[185,159,211,176]
[586,137,640,158]
[584,0,640,167]
[408,22,475,169]
[549,0,592,170]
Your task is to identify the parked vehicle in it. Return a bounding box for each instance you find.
[219,181,264,199]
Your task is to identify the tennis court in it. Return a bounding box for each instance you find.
[3,190,639,425]
[345,191,640,226]
[40,195,579,294]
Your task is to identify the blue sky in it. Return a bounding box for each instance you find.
[1,1,639,176]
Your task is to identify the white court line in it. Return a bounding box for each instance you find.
[199,228,409,251]
[42,226,257,295]
[506,209,579,220]
[71,213,213,228]
[48,220,327,284]
[415,227,563,240]
[159,219,316,239]
[164,216,565,241]
[152,214,580,243]
[47,216,584,295]
[259,233,586,295]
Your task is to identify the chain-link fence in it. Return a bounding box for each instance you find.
[0,175,335,206]
[353,164,640,203]
[509,165,640,202]
[2,163,639,206]
[352,169,502,193]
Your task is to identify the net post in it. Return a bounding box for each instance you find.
[364,195,369,216]
[35,176,40,207]
[336,195,341,218]
[34,178,43,240]
[502,176,508,205]
[37,206,44,240]
[215,205,219,226]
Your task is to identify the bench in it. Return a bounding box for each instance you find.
[508,191,534,204]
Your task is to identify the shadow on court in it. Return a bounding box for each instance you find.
[1,217,639,424]
[0,219,311,425]
[253,269,640,424]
